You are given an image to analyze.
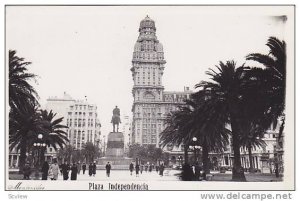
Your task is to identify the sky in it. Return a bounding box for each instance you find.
[6,6,292,136]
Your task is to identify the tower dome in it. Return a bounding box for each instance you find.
[139,15,156,31]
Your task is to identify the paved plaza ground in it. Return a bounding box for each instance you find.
[9,169,282,182]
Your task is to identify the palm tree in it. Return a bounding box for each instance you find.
[239,121,266,173]
[195,60,249,181]
[9,50,39,110]
[38,109,69,164]
[246,37,286,136]
[160,103,195,164]
[191,93,230,175]
[9,102,42,173]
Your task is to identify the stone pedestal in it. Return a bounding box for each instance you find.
[105,132,124,157]
[97,132,133,170]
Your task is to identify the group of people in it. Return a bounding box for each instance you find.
[23,159,100,180]
[129,162,165,177]
[57,161,98,180]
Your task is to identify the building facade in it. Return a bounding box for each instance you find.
[130,16,193,147]
[122,115,132,153]
[66,101,101,150]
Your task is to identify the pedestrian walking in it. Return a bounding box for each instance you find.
[92,162,97,176]
[135,164,140,177]
[82,163,86,175]
[71,163,78,180]
[77,162,81,175]
[23,162,31,180]
[149,164,152,172]
[41,161,49,180]
[105,162,111,177]
[129,162,134,176]
[140,164,144,174]
[159,163,164,177]
[50,160,60,180]
[88,163,93,177]
[61,161,70,180]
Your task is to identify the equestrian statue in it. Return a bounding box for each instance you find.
[111,106,121,132]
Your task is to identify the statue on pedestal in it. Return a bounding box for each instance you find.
[111,106,121,132]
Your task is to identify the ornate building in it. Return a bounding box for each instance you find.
[130,16,192,147]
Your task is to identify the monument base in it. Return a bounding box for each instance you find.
[97,131,133,170]
[97,157,133,170]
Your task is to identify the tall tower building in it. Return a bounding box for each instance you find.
[131,16,166,146]
[131,16,192,147]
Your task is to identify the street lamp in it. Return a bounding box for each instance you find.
[189,137,201,164]
[33,134,46,179]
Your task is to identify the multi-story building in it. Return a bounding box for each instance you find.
[45,92,76,125]
[122,115,132,153]
[130,16,193,147]
[66,101,101,150]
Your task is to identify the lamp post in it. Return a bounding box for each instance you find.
[33,134,46,179]
[189,137,201,164]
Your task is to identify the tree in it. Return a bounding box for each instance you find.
[9,102,42,173]
[160,104,195,164]
[128,144,165,164]
[9,50,39,110]
[246,37,286,137]
[38,109,69,164]
[195,60,249,181]
[57,145,74,164]
[190,94,230,175]
[239,121,266,173]
[82,142,101,163]
[9,50,40,173]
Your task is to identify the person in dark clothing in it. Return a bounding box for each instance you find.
[159,163,164,177]
[135,164,140,177]
[88,163,93,176]
[71,163,78,180]
[155,165,159,173]
[105,162,111,177]
[61,161,70,180]
[149,164,152,172]
[23,162,31,180]
[181,163,194,181]
[92,162,97,176]
[129,162,134,176]
[41,161,49,180]
[82,163,86,175]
